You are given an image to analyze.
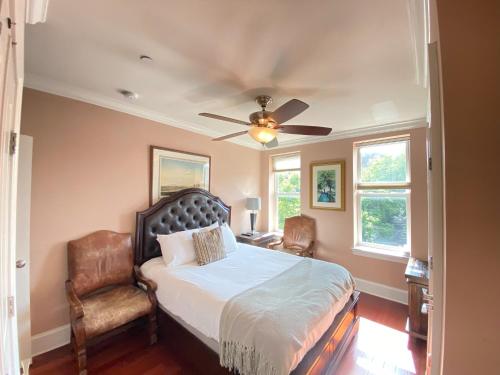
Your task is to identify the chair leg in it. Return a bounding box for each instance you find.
[148,311,158,345]
[70,330,75,353]
[76,345,87,375]
[72,325,87,375]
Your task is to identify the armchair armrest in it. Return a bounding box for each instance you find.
[65,280,84,320]
[289,240,315,255]
[267,238,284,249]
[134,265,158,309]
[134,265,158,292]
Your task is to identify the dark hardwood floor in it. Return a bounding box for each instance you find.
[30,293,426,375]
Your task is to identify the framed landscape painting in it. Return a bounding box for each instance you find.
[310,159,345,210]
[150,146,210,205]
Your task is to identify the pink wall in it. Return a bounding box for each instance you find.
[437,0,500,373]
[21,88,428,336]
[21,89,262,335]
[260,128,428,290]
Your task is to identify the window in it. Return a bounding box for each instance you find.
[353,137,411,259]
[272,153,301,231]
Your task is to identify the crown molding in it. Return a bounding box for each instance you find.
[24,73,262,150]
[24,73,427,151]
[273,117,427,150]
[26,0,50,24]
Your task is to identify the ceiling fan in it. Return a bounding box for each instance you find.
[199,95,332,148]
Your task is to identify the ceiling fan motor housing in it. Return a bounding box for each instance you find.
[255,95,273,109]
[249,110,277,127]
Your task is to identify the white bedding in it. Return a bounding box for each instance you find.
[141,243,354,370]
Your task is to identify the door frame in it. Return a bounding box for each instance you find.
[16,134,33,374]
[426,41,445,375]
[425,1,445,374]
[0,0,25,374]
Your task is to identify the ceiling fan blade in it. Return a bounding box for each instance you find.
[264,138,279,148]
[199,113,250,126]
[271,99,309,124]
[278,125,332,136]
[212,130,248,141]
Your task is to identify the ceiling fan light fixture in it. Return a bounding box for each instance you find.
[248,126,277,144]
[201,96,332,144]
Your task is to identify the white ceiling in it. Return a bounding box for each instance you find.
[25,0,428,149]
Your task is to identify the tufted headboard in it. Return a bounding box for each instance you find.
[134,188,231,265]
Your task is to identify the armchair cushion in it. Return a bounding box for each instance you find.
[82,285,153,339]
[68,231,134,296]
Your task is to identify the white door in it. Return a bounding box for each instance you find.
[16,135,33,374]
[0,0,24,373]
[425,41,445,375]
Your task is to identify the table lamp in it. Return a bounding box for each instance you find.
[246,197,261,234]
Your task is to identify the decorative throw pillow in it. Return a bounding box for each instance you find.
[192,227,226,265]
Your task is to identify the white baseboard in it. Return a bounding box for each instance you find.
[31,324,70,357]
[355,277,408,305]
[30,279,407,357]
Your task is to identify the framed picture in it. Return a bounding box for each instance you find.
[310,159,345,210]
[150,146,210,205]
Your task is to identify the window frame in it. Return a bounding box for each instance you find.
[353,136,411,259]
[271,152,301,232]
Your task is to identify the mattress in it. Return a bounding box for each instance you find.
[141,244,354,370]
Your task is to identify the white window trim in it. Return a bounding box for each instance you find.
[353,137,412,260]
[351,246,409,264]
[270,152,301,232]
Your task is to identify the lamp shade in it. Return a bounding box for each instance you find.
[248,127,277,144]
[246,197,261,211]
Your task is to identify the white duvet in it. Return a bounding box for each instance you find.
[141,243,353,370]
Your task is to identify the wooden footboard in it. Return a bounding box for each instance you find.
[292,291,360,375]
[158,291,360,375]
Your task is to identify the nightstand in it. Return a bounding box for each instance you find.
[236,232,279,249]
[405,257,429,341]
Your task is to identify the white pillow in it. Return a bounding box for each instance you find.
[220,223,238,253]
[156,228,199,267]
[156,222,220,267]
[201,221,219,232]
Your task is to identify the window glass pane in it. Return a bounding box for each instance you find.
[359,141,408,183]
[277,196,300,230]
[360,195,408,248]
[275,170,300,230]
[272,153,300,171]
[276,171,300,194]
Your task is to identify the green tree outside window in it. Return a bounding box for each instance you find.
[276,171,300,230]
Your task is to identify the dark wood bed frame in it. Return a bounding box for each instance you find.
[135,188,360,375]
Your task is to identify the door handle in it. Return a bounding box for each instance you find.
[422,288,433,303]
[16,259,26,268]
[421,303,433,314]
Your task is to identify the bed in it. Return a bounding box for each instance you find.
[135,188,360,374]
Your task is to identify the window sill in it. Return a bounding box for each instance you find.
[352,246,409,264]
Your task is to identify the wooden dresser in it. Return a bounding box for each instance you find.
[405,257,429,341]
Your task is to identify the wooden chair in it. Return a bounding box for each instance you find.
[66,230,158,375]
[268,215,316,257]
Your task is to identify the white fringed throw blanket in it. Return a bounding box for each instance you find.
[219,258,355,375]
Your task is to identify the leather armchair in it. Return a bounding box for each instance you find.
[66,230,157,375]
[268,215,316,257]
